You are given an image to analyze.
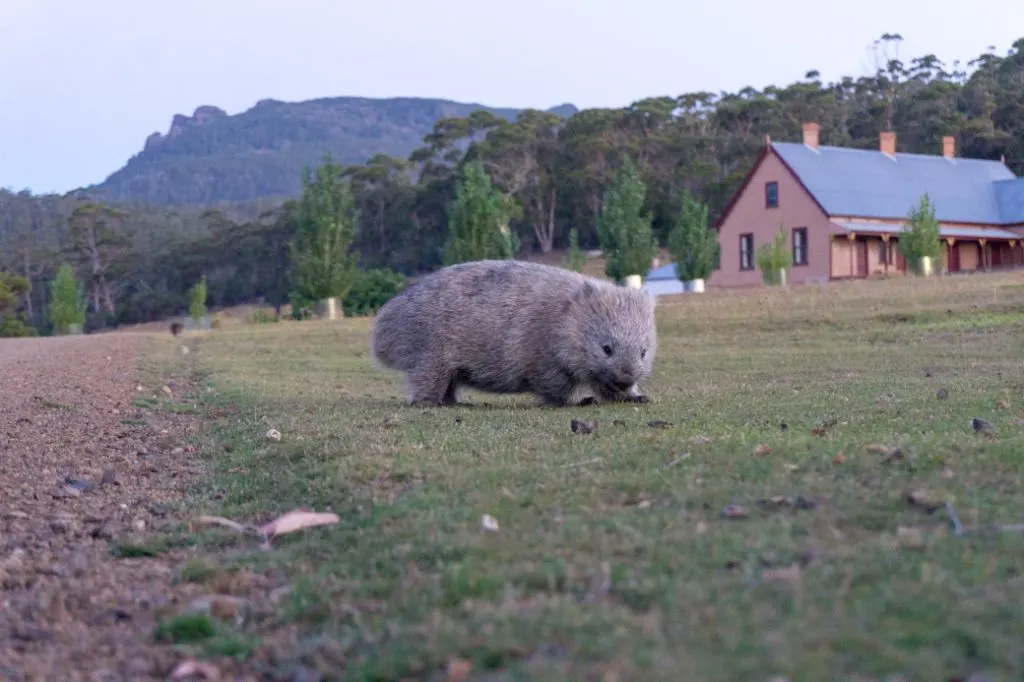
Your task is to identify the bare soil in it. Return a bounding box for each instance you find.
[0,334,204,682]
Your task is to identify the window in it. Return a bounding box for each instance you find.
[765,181,779,208]
[792,227,808,266]
[739,233,754,271]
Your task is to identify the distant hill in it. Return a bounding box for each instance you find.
[83,97,579,206]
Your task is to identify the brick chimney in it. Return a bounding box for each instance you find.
[879,130,896,155]
[802,122,820,149]
[942,135,956,159]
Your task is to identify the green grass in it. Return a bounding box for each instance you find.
[148,271,1024,681]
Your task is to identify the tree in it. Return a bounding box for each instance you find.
[479,110,563,252]
[567,227,586,272]
[0,272,36,337]
[667,191,720,283]
[189,275,208,322]
[897,193,943,274]
[289,156,362,316]
[755,225,793,286]
[48,263,86,334]
[596,157,659,283]
[66,201,134,315]
[442,160,520,265]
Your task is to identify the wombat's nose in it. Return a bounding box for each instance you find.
[612,378,633,391]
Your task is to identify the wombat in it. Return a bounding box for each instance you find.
[370,259,658,407]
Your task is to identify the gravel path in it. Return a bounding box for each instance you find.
[0,334,204,681]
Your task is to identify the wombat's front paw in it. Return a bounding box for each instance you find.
[625,394,650,404]
[578,396,599,407]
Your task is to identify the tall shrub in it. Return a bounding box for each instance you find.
[897,193,943,274]
[755,225,793,286]
[48,263,86,334]
[667,191,720,283]
[442,160,520,265]
[189,275,208,322]
[596,157,659,283]
[567,227,586,272]
[290,155,362,317]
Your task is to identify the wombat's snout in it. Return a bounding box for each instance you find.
[611,376,634,391]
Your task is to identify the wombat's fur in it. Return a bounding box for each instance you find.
[370,259,658,407]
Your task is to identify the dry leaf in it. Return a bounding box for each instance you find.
[905,489,943,513]
[646,420,673,430]
[446,657,473,682]
[811,427,827,437]
[754,444,773,456]
[259,509,340,538]
[265,428,282,441]
[192,515,249,534]
[171,659,220,680]
[833,452,846,464]
[897,526,926,550]
[480,514,500,532]
[868,444,904,462]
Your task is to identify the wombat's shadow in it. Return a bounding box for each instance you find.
[363,395,649,411]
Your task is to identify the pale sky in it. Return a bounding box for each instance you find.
[1,0,1022,195]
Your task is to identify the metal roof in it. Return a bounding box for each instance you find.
[831,221,1023,240]
[772,141,1024,225]
[995,178,1024,225]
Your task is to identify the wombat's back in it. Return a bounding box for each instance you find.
[370,260,587,372]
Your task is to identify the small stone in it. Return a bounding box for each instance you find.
[124,657,151,677]
[54,485,83,499]
[972,417,994,434]
[132,519,147,532]
[265,428,282,442]
[100,468,118,486]
[161,386,173,396]
[50,514,80,534]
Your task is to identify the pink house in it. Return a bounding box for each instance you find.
[706,123,1024,287]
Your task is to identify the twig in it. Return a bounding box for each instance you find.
[558,456,604,469]
[946,500,964,535]
[664,453,691,468]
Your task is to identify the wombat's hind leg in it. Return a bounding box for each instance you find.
[406,363,460,407]
[441,379,461,405]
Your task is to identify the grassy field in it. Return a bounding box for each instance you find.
[150,271,1024,681]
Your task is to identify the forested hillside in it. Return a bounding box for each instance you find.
[85,97,579,205]
[2,34,1022,335]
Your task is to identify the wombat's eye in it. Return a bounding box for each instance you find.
[602,344,614,357]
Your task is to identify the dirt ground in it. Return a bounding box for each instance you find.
[0,333,208,682]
